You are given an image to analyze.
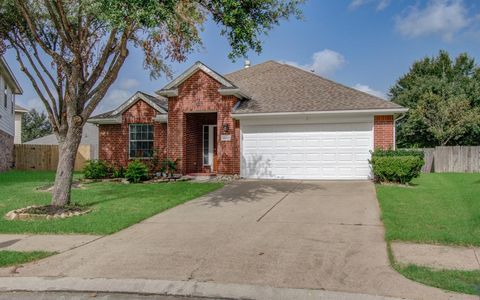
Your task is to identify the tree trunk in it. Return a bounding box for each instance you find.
[51,126,83,207]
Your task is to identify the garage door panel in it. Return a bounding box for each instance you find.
[241,122,373,180]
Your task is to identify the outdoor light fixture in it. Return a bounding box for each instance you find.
[223,123,230,133]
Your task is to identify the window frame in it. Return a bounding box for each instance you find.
[128,124,154,159]
[3,83,7,108]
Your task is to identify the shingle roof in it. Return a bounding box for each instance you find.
[89,91,167,121]
[225,61,403,114]
[91,61,405,121]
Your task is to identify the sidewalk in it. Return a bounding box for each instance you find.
[0,234,102,253]
[392,242,480,270]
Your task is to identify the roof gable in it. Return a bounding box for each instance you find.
[89,91,167,124]
[112,91,167,116]
[156,61,237,96]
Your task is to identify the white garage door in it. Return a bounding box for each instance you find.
[241,122,373,180]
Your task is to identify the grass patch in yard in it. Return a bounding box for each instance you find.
[0,251,54,268]
[395,264,480,296]
[376,173,480,246]
[0,171,223,235]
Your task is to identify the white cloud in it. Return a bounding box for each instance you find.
[95,88,132,114]
[284,49,346,77]
[395,0,470,41]
[93,77,142,114]
[353,84,387,99]
[120,78,140,89]
[349,0,390,11]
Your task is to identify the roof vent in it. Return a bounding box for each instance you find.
[244,60,251,69]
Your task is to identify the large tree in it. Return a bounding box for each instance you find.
[22,109,53,142]
[0,0,302,207]
[390,50,480,148]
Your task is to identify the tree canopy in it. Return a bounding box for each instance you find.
[0,0,303,206]
[391,50,480,147]
[22,109,53,143]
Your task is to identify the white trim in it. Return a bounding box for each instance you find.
[218,88,250,99]
[157,89,178,97]
[155,114,168,123]
[88,117,122,124]
[0,57,22,94]
[156,62,236,95]
[202,124,217,166]
[128,124,154,159]
[112,92,167,116]
[232,108,408,119]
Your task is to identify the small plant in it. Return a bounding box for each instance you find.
[125,160,149,183]
[112,166,126,178]
[162,158,180,178]
[370,150,424,184]
[83,160,110,179]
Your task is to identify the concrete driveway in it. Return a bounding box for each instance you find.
[7,181,471,299]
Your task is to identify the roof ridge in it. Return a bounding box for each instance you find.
[224,60,281,77]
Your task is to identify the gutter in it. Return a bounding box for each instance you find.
[232,108,409,119]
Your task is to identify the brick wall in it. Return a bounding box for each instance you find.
[374,115,395,150]
[167,70,240,175]
[99,100,167,168]
[0,129,13,172]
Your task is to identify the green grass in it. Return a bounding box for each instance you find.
[395,264,480,296]
[376,173,480,246]
[0,251,54,267]
[0,171,223,235]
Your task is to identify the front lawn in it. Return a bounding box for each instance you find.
[395,264,480,296]
[0,251,54,268]
[376,173,480,246]
[0,171,223,235]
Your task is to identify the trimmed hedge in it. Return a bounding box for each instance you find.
[371,149,424,159]
[370,150,424,184]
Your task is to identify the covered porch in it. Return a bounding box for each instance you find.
[184,112,218,175]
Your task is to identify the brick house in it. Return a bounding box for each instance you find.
[89,61,407,180]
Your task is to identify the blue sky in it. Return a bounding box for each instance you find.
[7,0,480,114]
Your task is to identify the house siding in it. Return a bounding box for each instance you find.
[374,115,394,150]
[98,100,167,168]
[167,70,240,175]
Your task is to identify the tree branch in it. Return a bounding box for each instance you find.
[12,44,60,132]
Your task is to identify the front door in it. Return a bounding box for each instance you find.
[203,125,217,173]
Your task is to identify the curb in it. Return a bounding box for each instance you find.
[0,277,407,300]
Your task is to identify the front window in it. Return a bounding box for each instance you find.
[129,124,154,158]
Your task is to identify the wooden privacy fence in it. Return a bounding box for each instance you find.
[416,146,480,173]
[14,144,92,171]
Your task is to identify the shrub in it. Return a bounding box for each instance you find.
[162,158,180,178]
[125,160,149,183]
[112,166,125,178]
[371,149,424,159]
[370,155,424,184]
[83,160,110,179]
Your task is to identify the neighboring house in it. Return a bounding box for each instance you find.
[14,104,28,144]
[25,122,99,159]
[89,61,407,180]
[0,57,23,172]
